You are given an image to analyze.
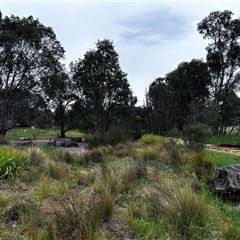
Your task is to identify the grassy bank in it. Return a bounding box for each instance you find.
[0,135,240,239]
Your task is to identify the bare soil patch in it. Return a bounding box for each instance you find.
[10,139,87,155]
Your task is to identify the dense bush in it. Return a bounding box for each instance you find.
[139,134,165,145]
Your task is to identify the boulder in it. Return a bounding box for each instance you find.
[214,164,240,200]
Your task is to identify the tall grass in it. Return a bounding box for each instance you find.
[145,178,209,238]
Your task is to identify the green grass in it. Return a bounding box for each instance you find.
[208,134,240,145]
[208,150,240,168]
[1,139,240,239]
[6,127,84,140]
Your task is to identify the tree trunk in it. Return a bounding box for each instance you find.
[0,128,7,138]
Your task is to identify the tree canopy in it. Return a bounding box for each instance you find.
[0,12,65,137]
[72,39,137,141]
[198,10,240,133]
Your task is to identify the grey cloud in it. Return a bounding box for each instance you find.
[118,7,194,45]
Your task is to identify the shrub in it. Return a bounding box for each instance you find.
[86,126,130,148]
[139,134,165,145]
[0,146,29,179]
[183,124,210,152]
[102,125,130,146]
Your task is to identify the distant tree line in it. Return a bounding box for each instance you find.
[1,10,240,143]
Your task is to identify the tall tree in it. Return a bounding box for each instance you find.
[0,12,65,137]
[42,65,77,137]
[72,39,137,141]
[197,10,240,134]
[165,59,211,130]
[145,77,175,135]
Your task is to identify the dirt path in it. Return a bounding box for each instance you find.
[206,144,240,156]
[172,138,240,156]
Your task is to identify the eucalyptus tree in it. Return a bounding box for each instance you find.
[72,39,137,142]
[145,77,176,135]
[165,59,211,130]
[198,10,240,134]
[0,12,65,137]
[42,65,77,137]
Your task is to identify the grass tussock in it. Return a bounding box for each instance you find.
[187,151,215,183]
[145,178,209,238]
[1,134,240,239]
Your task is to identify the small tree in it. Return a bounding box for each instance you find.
[183,124,210,152]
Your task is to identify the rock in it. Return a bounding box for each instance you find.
[214,164,240,200]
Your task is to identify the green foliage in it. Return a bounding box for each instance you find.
[198,10,240,134]
[72,39,137,140]
[0,146,29,179]
[166,59,211,130]
[139,134,165,145]
[102,125,130,146]
[183,124,210,152]
[0,13,65,137]
[86,125,130,148]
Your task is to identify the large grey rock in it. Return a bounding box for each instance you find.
[214,164,240,200]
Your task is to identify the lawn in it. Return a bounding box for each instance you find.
[5,127,84,140]
[208,134,240,146]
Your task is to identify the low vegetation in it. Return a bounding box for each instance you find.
[0,133,240,239]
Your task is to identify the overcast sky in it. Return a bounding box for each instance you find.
[1,1,239,105]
